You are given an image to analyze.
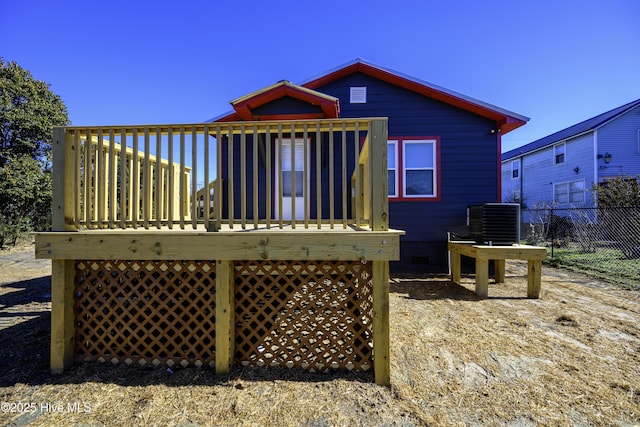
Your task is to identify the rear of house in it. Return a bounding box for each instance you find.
[34,59,527,384]
[214,59,528,274]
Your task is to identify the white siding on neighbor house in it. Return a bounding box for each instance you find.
[501,158,521,203]
[503,131,596,211]
[597,104,640,180]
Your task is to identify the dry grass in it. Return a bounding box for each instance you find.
[1,247,639,426]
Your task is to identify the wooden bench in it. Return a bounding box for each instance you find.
[448,241,547,298]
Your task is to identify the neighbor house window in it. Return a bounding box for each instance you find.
[554,143,566,164]
[554,179,585,204]
[569,180,585,203]
[387,137,440,200]
[511,159,520,179]
[512,190,521,203]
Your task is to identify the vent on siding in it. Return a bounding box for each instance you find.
[350,87,367,104]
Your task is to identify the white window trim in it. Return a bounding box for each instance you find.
[554,182,569,204]
[511,159,520,179]
[554,142,566,165]
[402,139,437,198]
[554,179,585,204]
[387,140,398,198]
[569,179,586,203]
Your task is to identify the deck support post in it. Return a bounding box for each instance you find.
[51,127,77,374]
[51,260,75,374]
[369,120,389,231]
[215,260,235,373]
[52,127,76,231]
[475,258,489,298]
[527,260,542,298]
[494,259,506,283]
[369,119,390,386]
[450,247,461,283]
[372,260,390,386]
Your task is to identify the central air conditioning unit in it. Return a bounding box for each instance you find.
[467,203,521,245]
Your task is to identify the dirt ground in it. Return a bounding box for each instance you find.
[1,244,639,426]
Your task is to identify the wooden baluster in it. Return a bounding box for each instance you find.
[303,123,309,229]
[214,126,222,231]
[167,127,174,229]
[203,125,210,231]
[290,123,296,229]
[342,122,347,229]
[329,123,335,229]
[315,123,322,229]
[354,122,360,227]
[277,124,283,229]
[155,127,162,228]
[265,125,271,229]
[179,127,186,229]
[119,128,127,228]
[252,124,259,229]
[240,125,246,229]
[143,127,151,229]
[191,126,198,229]
[227,125,234,229]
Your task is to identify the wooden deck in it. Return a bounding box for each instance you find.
[35,226,403,261]
[39,117,399,386]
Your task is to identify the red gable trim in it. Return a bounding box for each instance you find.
[216,112,242,122]
[217,81,340,122]
[303,61,527,134]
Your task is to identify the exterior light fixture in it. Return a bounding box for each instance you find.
[597,153,613,163]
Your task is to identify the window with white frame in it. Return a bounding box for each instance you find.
[387,137,439,199]
[554,142,566,165]
[569,180,585,203]
[387,140,398,197]
[554,179,585,204]
[511,159,520,179]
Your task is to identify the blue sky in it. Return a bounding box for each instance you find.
[2,0,639,152]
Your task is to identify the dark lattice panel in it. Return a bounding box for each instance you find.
[74,260,216,368]
[234,260,373,372]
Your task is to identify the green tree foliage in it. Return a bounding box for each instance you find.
[593,175,640,259]
[594,175,640,208]
[0,58,70,247]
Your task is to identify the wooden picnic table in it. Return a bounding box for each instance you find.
[448,241,547,298]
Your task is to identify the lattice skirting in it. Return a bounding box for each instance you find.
[74,259,374,372]
[234,260,373,372]
[74,260,217,368]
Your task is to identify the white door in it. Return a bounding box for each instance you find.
[275,138,308,220]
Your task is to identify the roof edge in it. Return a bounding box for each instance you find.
[502,98,640,160]
[301,58,529,133]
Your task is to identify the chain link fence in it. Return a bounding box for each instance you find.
[522,207,640,288]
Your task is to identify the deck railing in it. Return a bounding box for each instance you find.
[51,118,389,232]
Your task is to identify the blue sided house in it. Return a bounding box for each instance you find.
[211,59,528,274]
[502,98,640,212]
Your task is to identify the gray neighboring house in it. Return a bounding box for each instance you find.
[501,98,640,214]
